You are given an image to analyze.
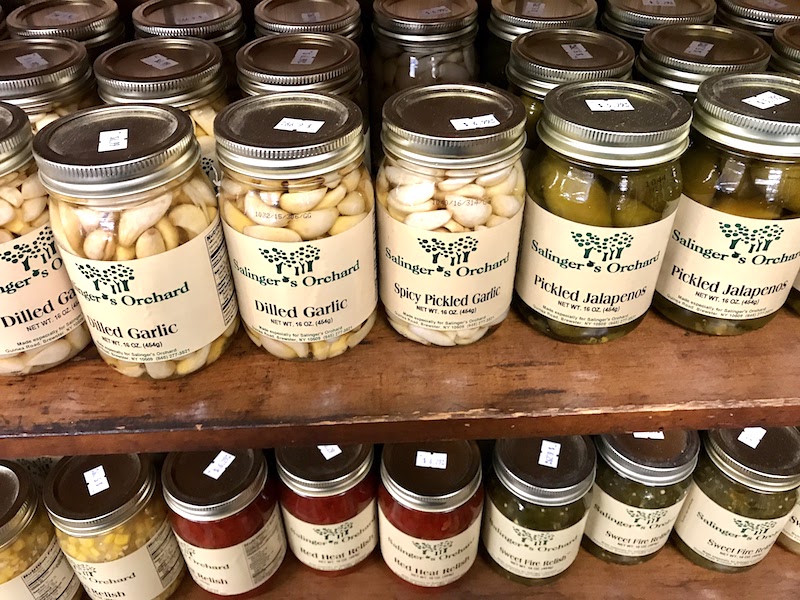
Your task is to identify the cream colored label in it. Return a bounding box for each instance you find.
[0,536,81,600]
[0,225,84,356]
[584,485,685,557]
[657,197,800,320]
[516,198,674,328]
[793,269,800,292]
[223,209,377,343]
[61,217,237,362]
[67,518,184,600]
[178,506,286,595]
[781,496,800,543]
[674,483,791,568]
[378,203,522,330]
[482,497,586,579]
[378,505,481,587]
[282,501,377,571]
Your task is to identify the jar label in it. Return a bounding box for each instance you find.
[584,484,685,557]
[482,497,587,579]
[282,501,378,572]
[16,53,49,69]
[223,208,377,343]
[684,41,714,57]
[0,224,84,357]
[61,216,237,363]
[177,505,286,595]
[378,203,522,330]
[0,536,81,600]
[378,505,481,587]
[781,496,800,544]
[793,269,799,292]
[656,196,800,320]
[674,483,791,568]
[140,54,180,70]
[516,198,674,328]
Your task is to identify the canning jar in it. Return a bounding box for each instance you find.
[516,81,692,343]
[379,441,483,588]
[378,84,526,347]
[44,454,186,600]
[654,73,800,335]
[778,494,800,554]
[771,22,800,74]
[253,0,362,41]
[276,444,377,574]
[34,104,239,379]
[601,0,716,50]
[217,93,377,361]
[483,436,596,585]
[716,0,800,39]
[162,449,286,598]
[582,431,699,564]
[0,461,82,600]
[673,427,800,572]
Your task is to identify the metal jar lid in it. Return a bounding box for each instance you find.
[494,436,596,506]
[381,440,482,513]
[704,428,800,492]
[276,444,373,498]
[33,104,198,201]
[0,461,37,551]
[373,0,478,42]
[692,72,800,157]
[254,0,362,38]
[538,80,692,167]
[162,449,268,522]
[596,431,700,487]
[44,454,157,537]
[601,0,716,41]
[0,102,34,176]
[717,0,800,37]
[215,92,363,178]
[95,38,225,108]
[7,0,122,47]
[507,29,634,100]
[0,7,8,41]
[772,22,800,74]
[133,0,245,47]
[488,0,598,43]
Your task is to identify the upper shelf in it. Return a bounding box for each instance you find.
[2,308,799,458]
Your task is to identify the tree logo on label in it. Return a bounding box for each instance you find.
[733,518,777,538]
[0,227,59,278]
[260,245,321,281]
[626,508,669,528]
[571,232,633,264]
[418,237,479,271]
[412,539,453,559]
[719,223,783,255]
[76,264,135,295]
[313,522,354,543]
[512,528,555,547]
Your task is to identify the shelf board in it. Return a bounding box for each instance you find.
[2,309,799,458]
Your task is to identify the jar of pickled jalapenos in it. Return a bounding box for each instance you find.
[771,22,800,74]
[0,461,82,600]
[34,104,239,379]
[253,0,362,41]
[483,436,596,585]
[516,81,692,343]
[379,441,483,588]
[44,454,186,600]
[601,0,716,50]
[716,0,800,39]
[216,93,377,361]
[583,431,699,564]
[276,444,377,574]
[654,73,800,335]
[673,427,800,572]
[162,449,287,598]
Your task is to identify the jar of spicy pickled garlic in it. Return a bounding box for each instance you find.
[217,93,377,361]
[44,454,186,600]
[34,104,239,379]
[0,461,82,600]
[515,81,692,343]
[654,73,800,335]
[162,449,287,598]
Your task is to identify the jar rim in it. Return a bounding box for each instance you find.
[276,444,373,498]
[0,461,37,550]
[596,431,700,487]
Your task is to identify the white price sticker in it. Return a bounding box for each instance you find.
[538,440,561,468]
[47,10,78,22]
[642,0,676,5]
[15,52,49,69]
[301,11,322,22]
[175,12,210,24]
[738,427,767,449]
[585,98,635,112]
[522,1,546,16]
[291,49,319,65]
[759,0,786,8]
[450,114,501,131]
[420,5,452,17]
[274,117,325,133]
[318,445,342,460]
[415,451,448,470]
[742,91,791,110]
[562,43,593,60]
[203,451,236,479]
[84,466,110,496]
[684,41,714,57]
[141,53,179,70]
[97,129,129,152]
[633,431,666,439]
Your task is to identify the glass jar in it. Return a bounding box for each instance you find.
[516,81,692,343]
[378,84,526,347]
[716,0,800,40]
[483,436,596,585]
[771,22,800,74]
[276,444,377,574]
[0,460,82,600]
[789,275,800,314]
[654,73,800,335]
[0,102,90,376]
[379,440,483,588]
[253,0,362,41]
[162,449,286,598]
[34,104,239,379]
[216,93,377,361]
[778,493,800,554]
[673,427,800,573]
[582,430,699,564]
[44,454,186,600]
[601,0,716,50]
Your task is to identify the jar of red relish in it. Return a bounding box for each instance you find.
[161,449,286,599]
[379,440,484,588]
[276,444,377,575]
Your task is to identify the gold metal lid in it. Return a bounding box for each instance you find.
[276,444,373,498]
[771,22,800,74]
[133,0,245,47]
[0,102,33,176]
[0,461,37,551]
[601,0,716,41]
[373,0,477,42]
[717,0,800,38]
[7,0,121,46]
[488,0,597,42]
[254,0,361,38]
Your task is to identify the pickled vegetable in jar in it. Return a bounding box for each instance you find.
[582,430,699,564]
[276,444,377,574]
[516,81,692,343]
[654,73,800,335]
[44,454,186,600]
[771,22,800,75]
[716,0,800,40]
[601,0,716,49]
[778,493,800,555]
[0,461,82,600]
[673,428,800,573]
[379,441,483,588]
[483,436,596,585]
[253,0,362,41]
[34,104,239,379]
[162,449,286,598]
